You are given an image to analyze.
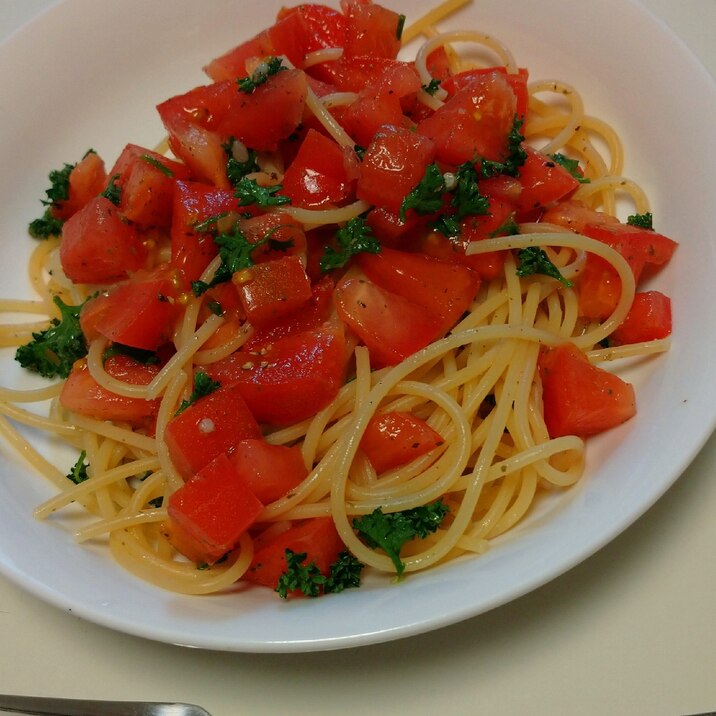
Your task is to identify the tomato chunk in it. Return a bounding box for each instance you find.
[166,453,263,565]
[610,291,672,345]
[417,71,517,165]
[244,517,344,591]
[360,411,444,474]
[59,355,160,425]
[164,383,262,480]
[538,342,636,438]
[342,0,402,59]
[88,267,183,351]
[229,439,308,504]
[51,150,107,222]
[356,124,436,215]
[236,255,313,328]
[334,276,442,367]
[442,67,530,119]
[515,147,580,219]
[59,196,146,284]
[281,129,355,208]
[204,323,348,425]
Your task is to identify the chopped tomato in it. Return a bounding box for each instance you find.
[156,103,229,188]
[52,151,107,222]
[229,439,308,504]
[417,71,517,166]
[59,196,146,284]
[171,180,237,282]
[360,411,444,473]
[336,92,407,152]
[235,255,313,328]
[365,206,428,249]
[538,342,636,438]
[59,355,160,425]
[313,56,417,95]
[357,247,480,334]
[245,276,334,349]
[342,0,402,59]
[334,276,442,367]
[204,323,349,425]
[540,200,619,233]
[610,291,672,345]
[442,67,529,119]
[244,517,344,591]
[514,147,580,219]
[356,124,436,215]
[166,453,263,565]
[86,267,184,351]
[280,129,355,208]
[164,383,262,480]
[583,223,678,270]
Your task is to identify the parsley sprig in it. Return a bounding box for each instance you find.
[480,116,527,178]
[234,177,290,209]
[237,57,286,94]
[627,212,653,230]
[15,296,88,379]
[319,216,381,272]
[67,450,90,485]
[516,246,573,287]
[276,549,364,598]
[549,153,590,184]
[353,500,450,576]
[175,371,221,416]
[400,164,446,221]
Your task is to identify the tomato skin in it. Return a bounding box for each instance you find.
[339,92,406,149]
[204,323,349,426]
[281,129,355,208]
[514,147,580,219]
[236,255,313,329]
[356,124,436,215]
[164,384,262,481]
[229,439,308,504]
[89,268,183,351]
[417,71,517,166]
[214,70,309,152]
[342,0,402,59]
[244,517,345,591]
[334,276,442,367]
[166,453,264,565]
[357,248,480,335]
[442,67,529,119]
[611,291,672,345]
[59,356,160,424]
[171,180,237,282]
[360,411,444,474]
[59,196,146,284]
[538,342,636,438]
[52,151,107,222]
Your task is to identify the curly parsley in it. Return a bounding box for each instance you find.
[319,216,381,272]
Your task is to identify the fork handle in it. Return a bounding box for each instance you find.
[0,695,193,716]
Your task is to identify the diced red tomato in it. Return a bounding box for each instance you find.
[356,124,436,215]
[538,342,636,438]
[171,180,237,282]
[245,276,334,349]
[365,206,428,249]
[425,46,453,82]
[229,439,308,504]
[212,70,308,151]
[59,196,146,284]
[584,223,678,270]
[360,411,444,473]
[204,323,349,425]
[59,355,160,425]
[166,453,263,565]
[203,32,275,82]
[357,247,480,334]
[334,276,442,367]
[86,267,183,351]
[610,291,672,345]
[235,255,313,328]
[312,56,417,95]
[164,383,262,480]
[281,129,355,208]
[105,144,190,228]
[156,102,229,188]
[540,200,619,234]
[442,67,529,119]
[52,151,107,222]
[514,147,580,219]
[336,92,406,152]
[417,71,517,166]
[243,517,344,591]
[342,0,402,59]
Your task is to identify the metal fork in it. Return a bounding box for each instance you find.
[0,695,211,716]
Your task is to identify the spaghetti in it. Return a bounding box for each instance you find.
[1,0,675,597]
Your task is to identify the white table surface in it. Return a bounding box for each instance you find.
[1,2,716,715]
